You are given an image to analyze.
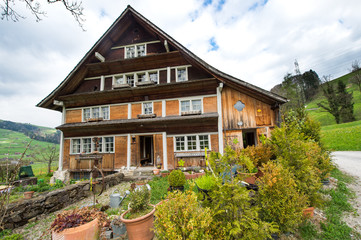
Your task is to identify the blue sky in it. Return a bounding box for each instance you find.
[1,0,361,128]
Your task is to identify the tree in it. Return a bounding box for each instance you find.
[32,144,59,175]
[317,76,355,124]
[1,0,85,29]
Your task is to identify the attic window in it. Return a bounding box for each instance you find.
[125,44,146,58]
[234,101,245,111]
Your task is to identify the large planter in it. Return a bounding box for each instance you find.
[52,218,99,240]
[120,205,155,240]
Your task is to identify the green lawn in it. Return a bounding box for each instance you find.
[321,120,361,151]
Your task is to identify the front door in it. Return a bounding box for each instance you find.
[139,136,154,166]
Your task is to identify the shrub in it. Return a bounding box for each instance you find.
[154,190,213,240]
[195,174,217,191]
[242,144,273,167]
[168,170,186,187]
[257,161,307,232]
[127,186,151,218]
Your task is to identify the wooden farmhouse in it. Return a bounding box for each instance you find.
[37,6,287,179]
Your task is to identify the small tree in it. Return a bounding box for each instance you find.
[32,144,59,175]
[317,76,355,124]
[351,70,361,93]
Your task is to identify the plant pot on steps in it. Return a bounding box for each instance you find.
[52,218,99,240]
[120,205,155,240]
[24,191,34,199]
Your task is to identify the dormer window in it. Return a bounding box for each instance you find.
[176,68,187,82]
[125,44,146,59]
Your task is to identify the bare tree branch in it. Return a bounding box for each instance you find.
[1,0,85,30]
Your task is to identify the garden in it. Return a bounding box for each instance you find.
[0,110,359,239]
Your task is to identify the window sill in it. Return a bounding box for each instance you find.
[135,81,156,86]
[113,83,131,89]
[137,113,157,119]
[86,117,104,122]
[181,110,201,116]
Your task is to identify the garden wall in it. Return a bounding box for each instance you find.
[2,172,124,229]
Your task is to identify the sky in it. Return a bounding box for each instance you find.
[1,0,361,128]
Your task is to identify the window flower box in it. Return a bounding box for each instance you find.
[181,110,201,116]
[137,114,156,119]
[86,117,104,122]
[112,83,131,89]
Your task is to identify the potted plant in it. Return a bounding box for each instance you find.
[50,207,109,240]
[168,169,186,191]
[153,168,160,175]
[24,190,34,199]
[120,185,155,240]
[160,170,170,177]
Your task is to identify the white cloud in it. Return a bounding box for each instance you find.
[1,0,361,128]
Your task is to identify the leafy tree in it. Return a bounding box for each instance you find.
[317,77,355,124]
[1,0,85,29]
[351,69,361,93]
[32,144,59,175]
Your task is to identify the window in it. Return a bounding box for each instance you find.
[177,68,187,82]
[175,137,185,151]
[143,102,153,114]
[114,75,124,84]
[83,106,110,121]
[149,72,158,83]
[174,134,210,152]
[199,135,209,150]
[71,136,114,154]
[124,75,133,87]
[72,139,81,154]
[187,136,197,150]
[180,99,202,113]
[82,138,92,153]
[125,44,146,58]
[137,73,146,83]
[104,137,114,152]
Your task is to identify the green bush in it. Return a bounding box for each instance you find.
[154,190,213,240]
[126,186,152,219]
[168,170,186,187]
[195,174,216,191]
[257,161,307,232]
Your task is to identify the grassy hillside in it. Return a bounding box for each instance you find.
[306,71,361,126]
[0,128,59,162]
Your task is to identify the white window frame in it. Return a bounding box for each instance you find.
[82,106,110,122]
[148,70,159,84]
[176,67,188,82]
[124,43,147,59]
[70,136,115,154]
[179,98,203,114]
[173,134,211,152]
[142,102,153,115]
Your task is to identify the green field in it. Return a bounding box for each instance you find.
[0,128,59,162]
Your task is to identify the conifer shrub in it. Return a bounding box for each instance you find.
[168,170,186,187]
[154,190,213,240]
[257,161,307,233]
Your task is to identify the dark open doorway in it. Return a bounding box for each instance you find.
[139,136,154,166]
[242,130,256,148]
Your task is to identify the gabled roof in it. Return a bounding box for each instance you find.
[37,5,287,111]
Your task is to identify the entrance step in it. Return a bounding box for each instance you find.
[133,167,154,177]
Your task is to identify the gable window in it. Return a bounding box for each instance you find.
[143,102,153,114]
[176,68,187,82]
[174,134,211,152]
[149,72,158,83]
[180,99,202,113]
[83,106,110,121]
[71,136,114,154]
[114,75,125,84]
[137,73,146,83]
[126,74,135,87]
[125,44,146,59]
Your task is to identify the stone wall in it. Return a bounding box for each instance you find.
[2,172,124,229]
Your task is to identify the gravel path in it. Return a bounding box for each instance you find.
[12,181,131,240]
[332,151,361,235]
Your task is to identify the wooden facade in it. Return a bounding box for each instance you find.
[37,6,287,176]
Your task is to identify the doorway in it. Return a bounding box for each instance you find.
[242,130,256,148]
[139,136,154,166]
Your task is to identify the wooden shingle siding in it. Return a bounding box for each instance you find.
[203,96,217,113]
[110,105,128,120]
[153,134,163,166]
[115,136,127,168]
[153,102,162,117]
[66,109,82,123]
[63,139,70,169]
[131,103,142,118]
[166,100,179,116]
[210,134,219,152]
[167,137,174,169]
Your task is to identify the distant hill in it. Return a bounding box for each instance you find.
[0,120,60,144]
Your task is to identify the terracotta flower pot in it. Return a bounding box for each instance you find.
[120,205,155,240]
[161,172,170,177]
[303,207,315,218]
[52,218,99,240]
[24,191,34,199]
[153,169,160,175]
